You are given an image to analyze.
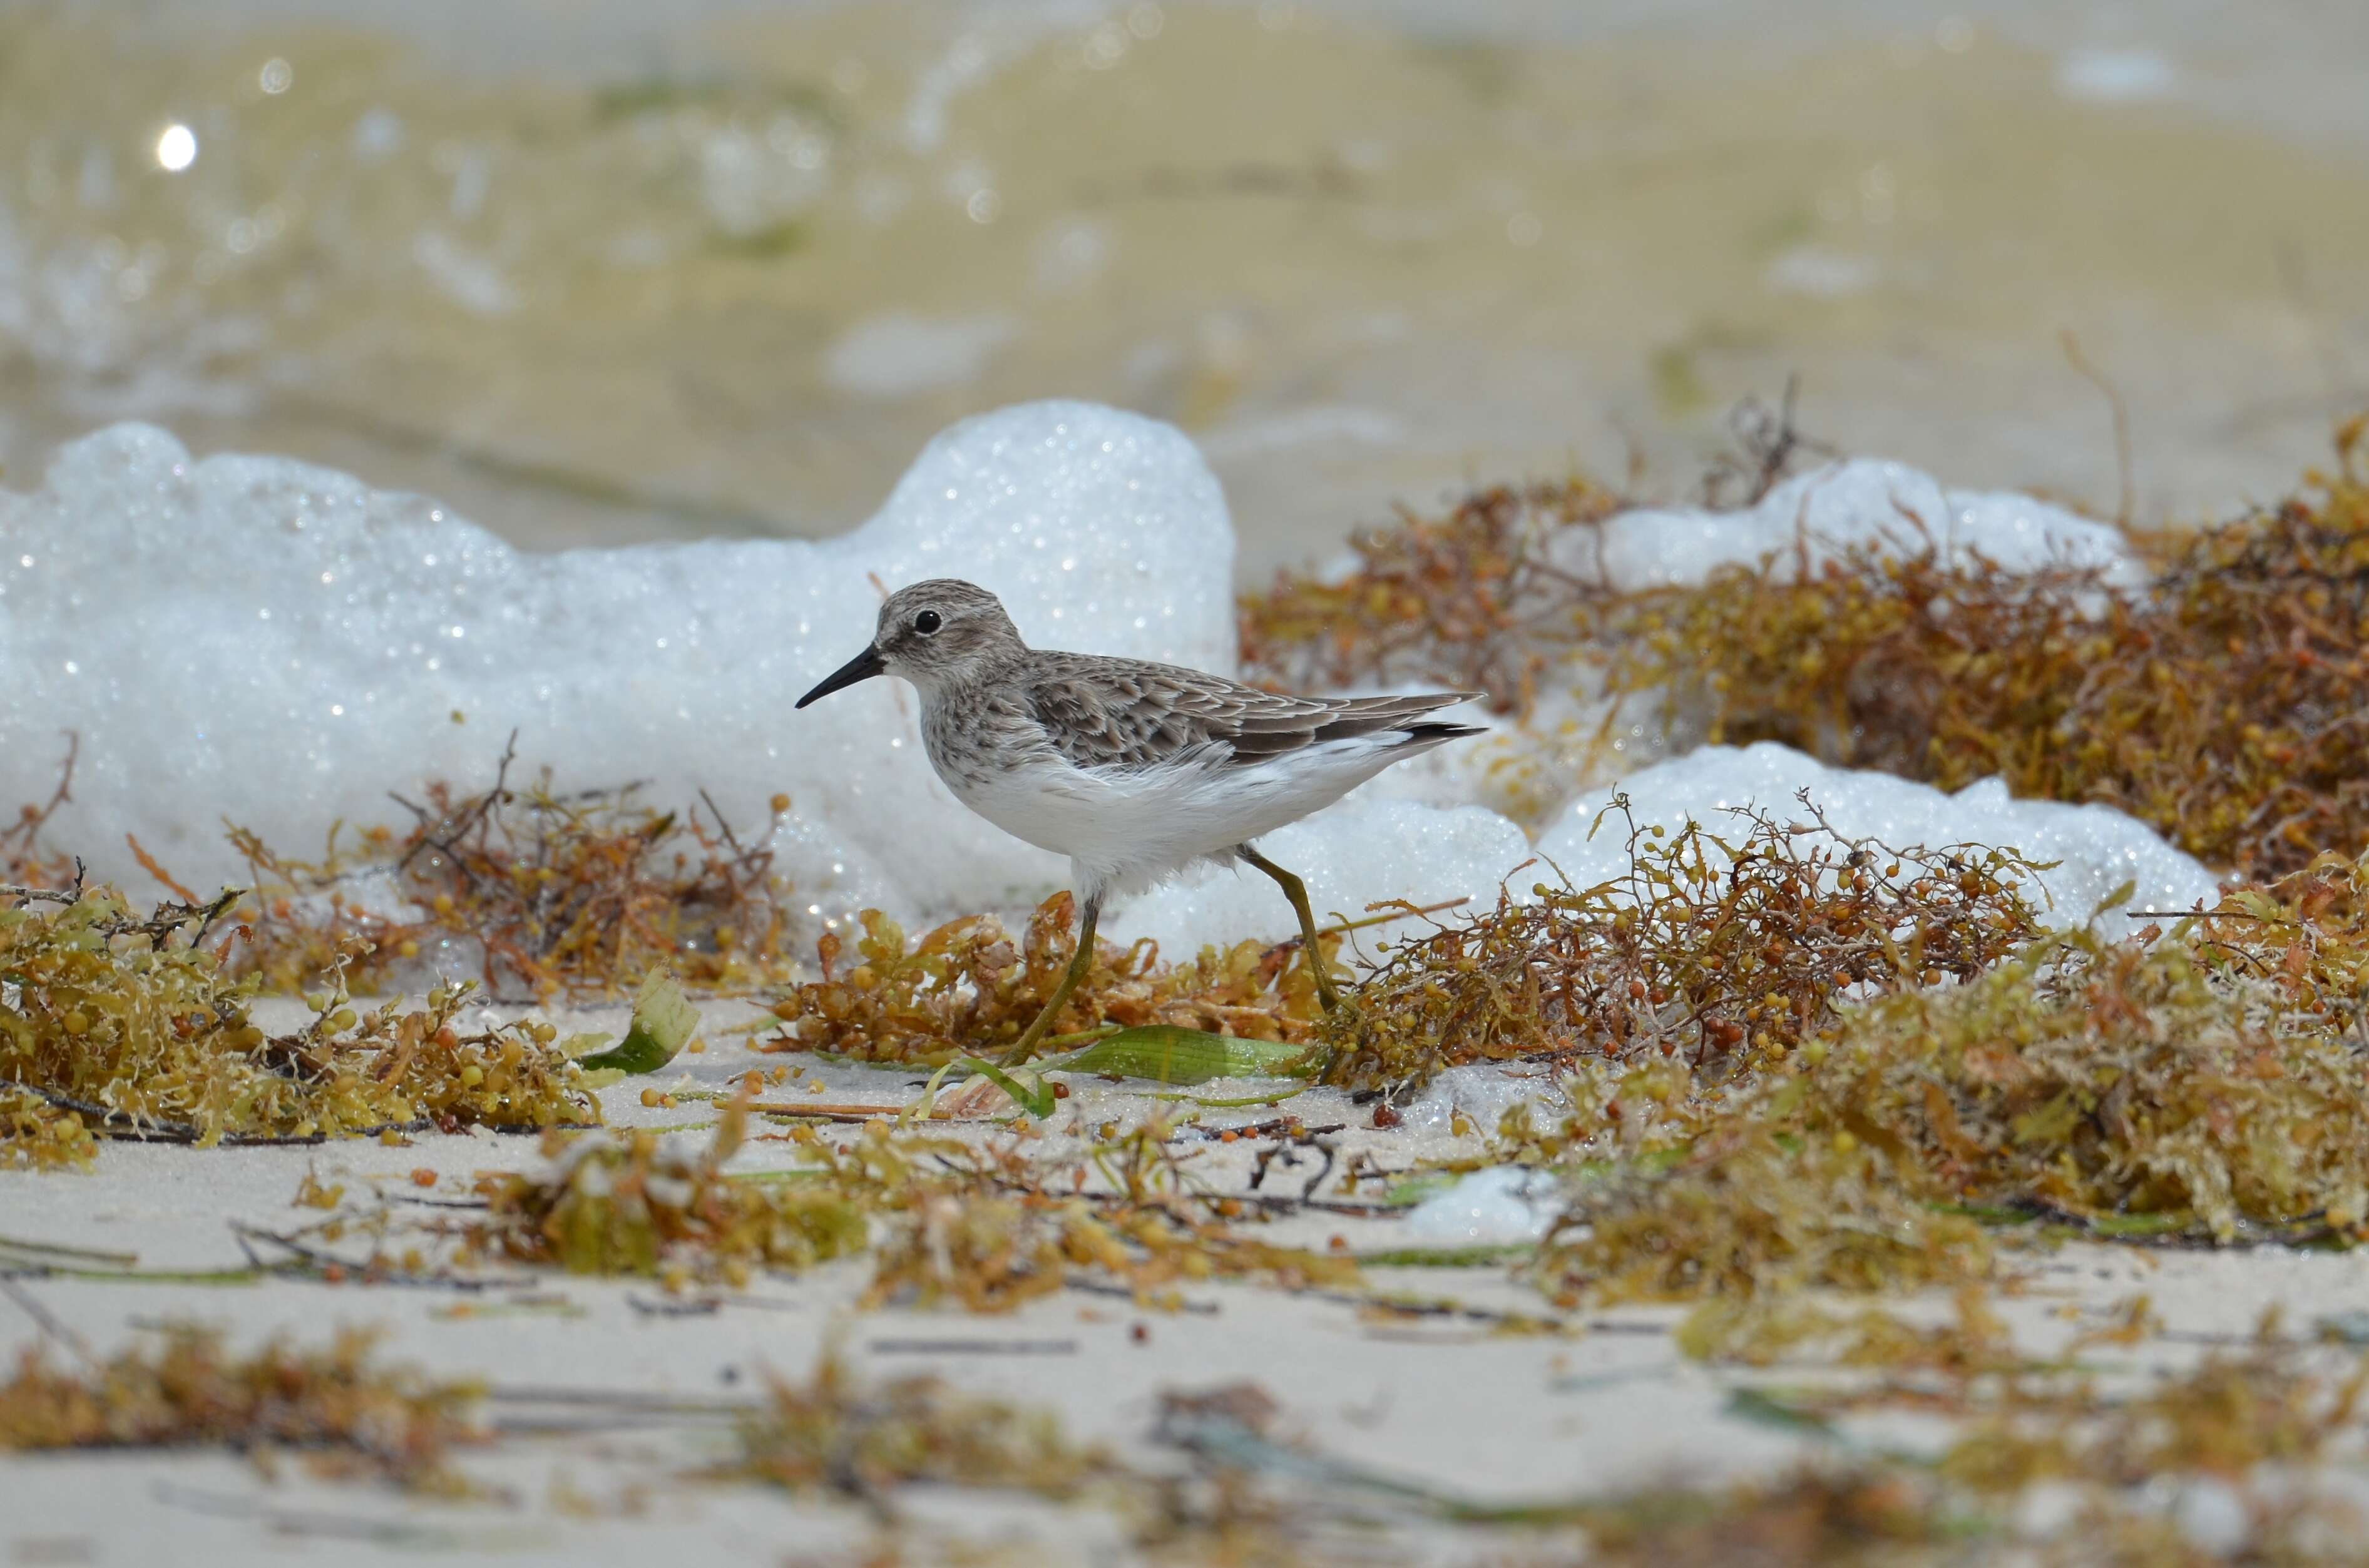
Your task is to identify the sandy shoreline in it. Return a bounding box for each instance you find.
[8,995,2368,1564]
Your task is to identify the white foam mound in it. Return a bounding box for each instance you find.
[1107,798,1529,956]
[1403,1166,1562,1246]
[1536,741,2220,928]
[1558,457,2141,591]
[0,402,1242,917]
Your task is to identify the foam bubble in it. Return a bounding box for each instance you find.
[1403,1166,1562,1246]
[1565,457,2140,591]
[0,402,1236,920]
[1537,741,2220,928]
[1107,798,1529,954]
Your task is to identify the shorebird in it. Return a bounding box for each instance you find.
[797,579,1484,1061]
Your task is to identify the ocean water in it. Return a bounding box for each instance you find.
[1,0,2362,582]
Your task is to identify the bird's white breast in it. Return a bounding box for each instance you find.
[942,735,1426,900]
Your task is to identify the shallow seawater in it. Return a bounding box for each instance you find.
[3,1,2365,578]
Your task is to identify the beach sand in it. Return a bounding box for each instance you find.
[6,995,2365,1564]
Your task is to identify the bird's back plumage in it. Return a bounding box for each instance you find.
[1023,652,1480,771]
[918,649,1481,904]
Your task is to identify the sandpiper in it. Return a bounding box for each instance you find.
[797,579,1485,1061]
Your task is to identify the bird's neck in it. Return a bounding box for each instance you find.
[911,646,1028,708]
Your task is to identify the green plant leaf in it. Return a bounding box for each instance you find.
[1721,1387,1839,1438]
[1041,1026,1311,1086]
[577,974,697,1075]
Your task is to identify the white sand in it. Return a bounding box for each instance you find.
[8,999,2366,1564]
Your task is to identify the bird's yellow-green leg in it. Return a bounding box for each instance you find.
[1239,844,1341,1012]
[1003,895,1101,1066]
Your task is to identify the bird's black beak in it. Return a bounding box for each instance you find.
[796,644,887,709]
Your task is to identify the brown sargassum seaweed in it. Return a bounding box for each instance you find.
[1318,797,2047,1091]
[1530,848,2369,1335]
[463,1100,1358,1308]
[227,742,800,1000]
[0,1323,482,1492]
[765,889,1328,1067]
[1245,415,2369,879]
[0,882,593,1161]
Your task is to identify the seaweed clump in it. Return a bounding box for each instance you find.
[1320,798,2044,1092]
[862,1114,1359,1313]
[1535,864,2369,1325]
[467,1101,873,1287]
[1610,546,2326,882]
[0,882,595,1148]
[727,1353,1306,1556]
[1788,928,2369,1241]
[0,1084,98,1170]
[1542,1122,1994,1313]
[0,1323,482,1492]
[1613,419,2369,879]
[228,739,799,999]
[1246,418,2369,879]
[1239,477,1624,715]
[769,890,1328,1066]
[730,1348,1110,1502]
[1943,1326,2368,1502]
[1573,1467,1957,1567]
[1578,1310,2369,1564]
[464,1106,1357,1309]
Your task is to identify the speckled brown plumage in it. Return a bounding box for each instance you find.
[1025,653,1479,771]
[802,577,1485,909]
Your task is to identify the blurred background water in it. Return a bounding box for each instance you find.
[3,0,2363,579]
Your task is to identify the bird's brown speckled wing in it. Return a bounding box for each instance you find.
[1023,653,1481,771]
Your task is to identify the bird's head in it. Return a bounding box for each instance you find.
[796,578,1026,707]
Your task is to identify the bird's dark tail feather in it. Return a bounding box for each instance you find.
[1397,722,1488,746]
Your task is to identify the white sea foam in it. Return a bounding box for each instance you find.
[1394,1062,1569,1139]
[1108,798,1529,955]
[1403,1165,1562,1246]
[1558,456,2141,591]
[1536,741,2221,928]
[0,402,1238,920]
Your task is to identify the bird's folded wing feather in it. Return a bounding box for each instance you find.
[1025,655,1479,770]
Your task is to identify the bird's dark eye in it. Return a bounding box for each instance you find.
[913,609,943,635]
